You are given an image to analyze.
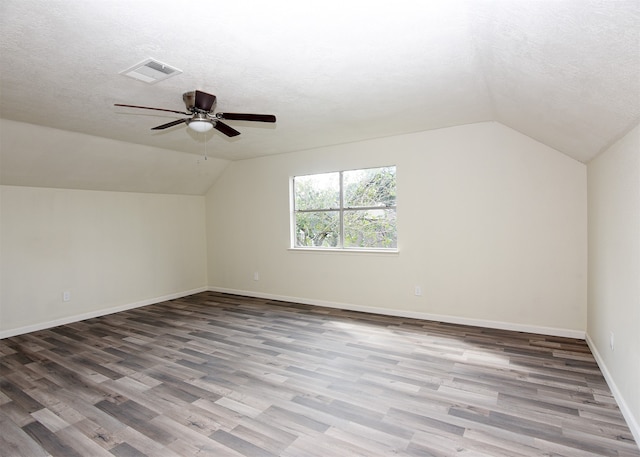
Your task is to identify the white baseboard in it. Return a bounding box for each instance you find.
[0,287,208,339]
[2,286,584,341]
[586,333,640,446]
[208,287,585,340]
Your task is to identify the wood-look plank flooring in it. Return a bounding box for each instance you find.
[0,291,637,456]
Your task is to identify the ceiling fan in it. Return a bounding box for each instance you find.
[114,90,276,137]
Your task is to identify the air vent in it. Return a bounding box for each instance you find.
[119,58,182,84]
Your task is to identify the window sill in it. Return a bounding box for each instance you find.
[288,247,399,255]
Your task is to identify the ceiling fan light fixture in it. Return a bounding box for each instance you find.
[187,119,213,133]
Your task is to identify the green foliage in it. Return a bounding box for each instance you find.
[294,172,339,210]
[295,211,339,247]
[344,167,396,208]
[294,167,396,248]
[344,209,396,248]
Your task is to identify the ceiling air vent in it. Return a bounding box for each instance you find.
[119,58,182,84]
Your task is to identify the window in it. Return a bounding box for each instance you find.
[292,166,397,250]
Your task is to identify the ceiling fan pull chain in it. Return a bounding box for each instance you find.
[204,132,208,160]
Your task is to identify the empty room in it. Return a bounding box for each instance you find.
[1,1,638,456]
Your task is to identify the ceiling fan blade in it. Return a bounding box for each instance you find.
[114,104,189,115]
[151,119,188,130]
[214,120,241,137]
[194,90,217,112]
[216,112,276,123]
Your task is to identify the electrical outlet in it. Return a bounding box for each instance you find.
[63,291,71,302]
[414,286,422,296]
[253,272,260,281]
[610,332,614,351]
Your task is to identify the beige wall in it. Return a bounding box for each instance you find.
[206,122,587,336]
[0,118,230,195]
[0,185,208,336]
[587,125,640,440]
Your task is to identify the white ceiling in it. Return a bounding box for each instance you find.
[1,0,639,193]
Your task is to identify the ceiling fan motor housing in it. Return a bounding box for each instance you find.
[183,91,217,113]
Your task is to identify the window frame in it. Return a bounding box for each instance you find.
[290,166,397,252]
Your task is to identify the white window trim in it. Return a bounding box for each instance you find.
[287,247,399,255]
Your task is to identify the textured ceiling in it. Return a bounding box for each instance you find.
[1,0,639,194]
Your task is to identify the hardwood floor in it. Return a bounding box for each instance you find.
[1,291,637,456]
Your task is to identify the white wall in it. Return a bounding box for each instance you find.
[587,124,640,441]
[0,119,230,195]
[206,122,587,336]
[0,185,208,336]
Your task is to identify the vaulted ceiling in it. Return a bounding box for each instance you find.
[1,1,638,193]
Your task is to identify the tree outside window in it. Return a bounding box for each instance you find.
[293,166,396,250]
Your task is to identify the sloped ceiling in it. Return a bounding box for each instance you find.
[0,0,638,194]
